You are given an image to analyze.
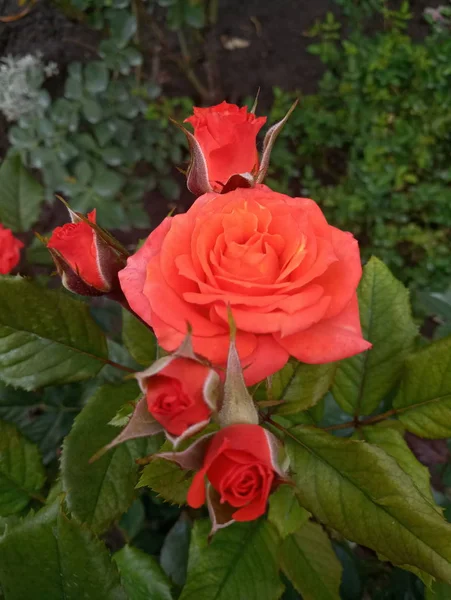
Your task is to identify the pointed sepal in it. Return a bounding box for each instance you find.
[218,309,259,427]
[156,432,214,471]
[170,119,213,196]
[256,99,299,184]
[89,396,163,462]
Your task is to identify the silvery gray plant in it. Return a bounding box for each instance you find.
[0,54,58,122]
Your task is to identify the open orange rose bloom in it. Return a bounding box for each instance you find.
[119,184,370,385]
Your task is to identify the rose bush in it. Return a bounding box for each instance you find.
[119,185,371,385]
[185,101,266,191]
[0,224,23,274]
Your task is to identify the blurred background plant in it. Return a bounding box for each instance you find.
[267,2,451,291]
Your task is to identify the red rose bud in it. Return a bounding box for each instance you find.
[47,208,127,296]
[0,224,23,274]
[183,101,266,194]
[181,99,298,195]
[182,424,287,531]
[90,333,220,462]
[136,352,220,447]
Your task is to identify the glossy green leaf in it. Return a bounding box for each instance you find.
[0,153,44,231]
[281,521,342,600]
[0,502,126,599]
[114,545,173,600]
[179,519,283,600]
[393,336,451,438]
[333,257,417,416]
[0,420,45,516]
[122,310,158,367]
[61,381,162,533]
[273,361,336,415]
[0,277,108,390]
[361,424,435,506]
[286,426,451,582]
[425,581,451,600]
[268,485,309,538]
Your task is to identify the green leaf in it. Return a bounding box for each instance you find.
[286,426,451,582]
[333,257,417,416]
[122,310,157,366]
[61,381,161,534]
[425,581,451,600]
[137,443,193,506]
[160,517,191,587]
[0,382,82,465]
[393,336,451,438]
[0,277,108,390]
[84,61,110,95]
[93,165,125,198]
[0,420,45,516]
[281,521,342,600]
[273,361,336,415]
[0,153,44,231]
[114,545,173,600]
[82,97,103,124]
[179,519,283,600]
[109,13,137,48]
[268,484,309,538]
[0,502,127,599]
[361,424,435,507]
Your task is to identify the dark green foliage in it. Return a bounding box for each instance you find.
[268,7,451,289]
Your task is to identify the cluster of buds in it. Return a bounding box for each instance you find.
[92,316,290,534]
[43,96,369,535]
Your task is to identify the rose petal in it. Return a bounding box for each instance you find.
[119,217,172,326]
[241,334,289,386]
[276,294,372,363]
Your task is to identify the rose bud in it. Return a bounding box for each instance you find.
[180,99,298,196]
[47,207,128,297]
[189,424,286,526]
[182,101,266,195]
[135,351,220,446]
[90,333,220,462]
[0,224,23,274]
[155,325,289,532]
[158,424,288,532]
